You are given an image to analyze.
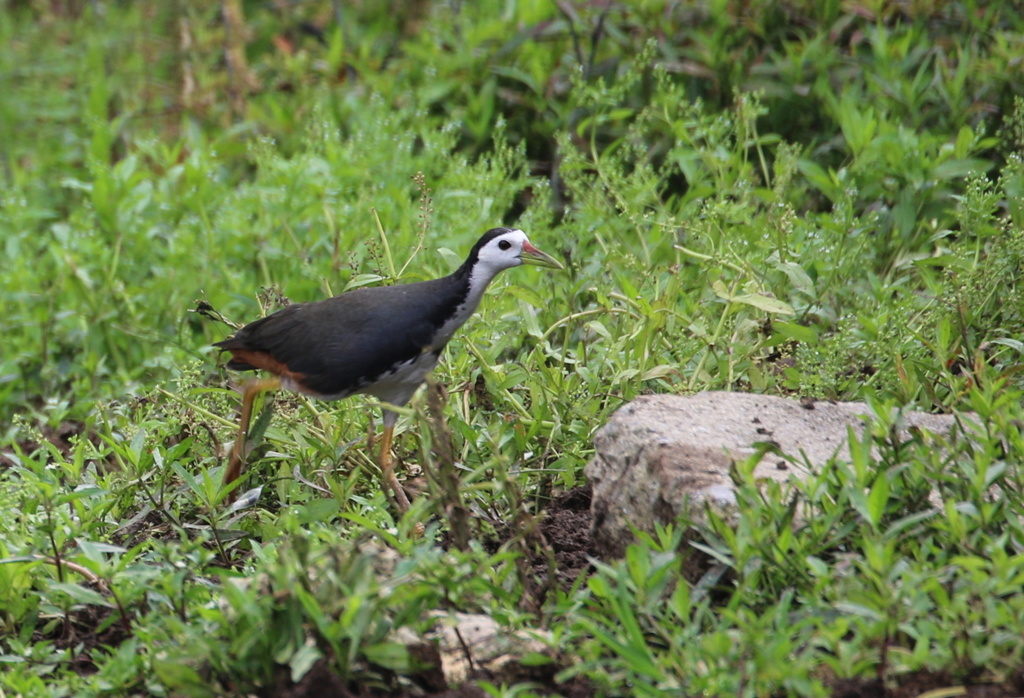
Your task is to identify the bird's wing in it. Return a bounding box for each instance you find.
[217,285,445,396]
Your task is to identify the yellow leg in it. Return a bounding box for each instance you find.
[223,377,281,492]
[378,424,412,513]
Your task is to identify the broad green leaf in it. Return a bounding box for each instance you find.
[152,659,215,698]
[731,293,795,315]
[76,539,126,557]
[776,261,815,296]
[865,473,890,527]
[363,641,412,672]
[641,365,678,381]
[773,321,818,344]
[931,158,991,180]
[289,641,323,683]
[48,582,112,608]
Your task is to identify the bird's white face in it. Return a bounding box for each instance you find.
[475,229,563,273]
[436,227,564,346]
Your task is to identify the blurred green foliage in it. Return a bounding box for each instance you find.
[2,0,1024,695]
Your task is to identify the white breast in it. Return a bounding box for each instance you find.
[358,350,442,406]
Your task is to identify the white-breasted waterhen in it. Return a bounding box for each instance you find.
[215,227,562,512]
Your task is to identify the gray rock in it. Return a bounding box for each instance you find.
[585,392,962,558]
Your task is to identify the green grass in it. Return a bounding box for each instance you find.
[2,1,1024,695]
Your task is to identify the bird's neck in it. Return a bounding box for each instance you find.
[431,258,505,347]
[457,256,505,310]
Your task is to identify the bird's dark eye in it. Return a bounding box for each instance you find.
[498,240,512,251]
